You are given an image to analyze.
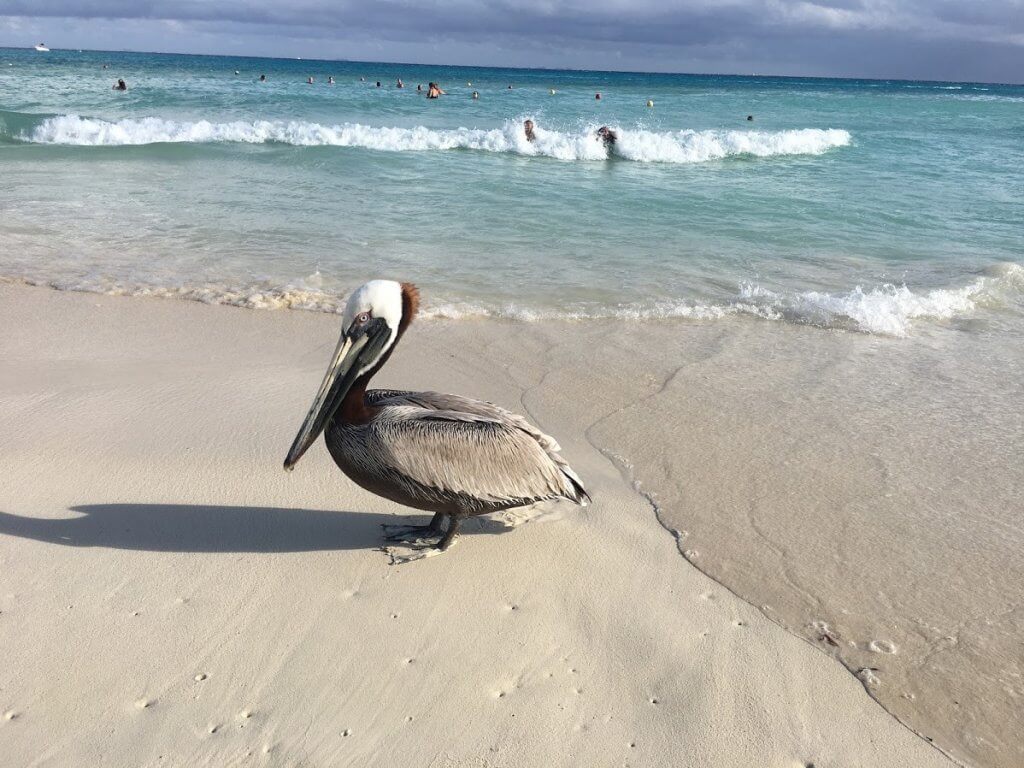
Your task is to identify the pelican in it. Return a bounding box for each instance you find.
[284,280,589,552]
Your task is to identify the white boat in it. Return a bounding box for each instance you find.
[34,43,49,52]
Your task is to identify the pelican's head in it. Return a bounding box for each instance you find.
[284,280,418,470]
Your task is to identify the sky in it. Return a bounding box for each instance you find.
[0,1,1021,82]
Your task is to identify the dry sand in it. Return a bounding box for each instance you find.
[1,284,957,767]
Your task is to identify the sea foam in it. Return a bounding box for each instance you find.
[20,115,851,163]
[8,263,1021,337]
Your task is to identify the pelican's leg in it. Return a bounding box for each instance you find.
[383,512,446,542]
[435,515,462,551]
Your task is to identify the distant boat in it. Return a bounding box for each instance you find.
[34,43,49,52]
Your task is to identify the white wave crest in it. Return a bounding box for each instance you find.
[739,262,1024,337]
[615,128,851,163]
[21,115,851,163]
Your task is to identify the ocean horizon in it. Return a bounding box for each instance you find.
[8,45,1024,86]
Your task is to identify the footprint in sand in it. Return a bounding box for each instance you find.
[194,673,207,681]
[135,698,154,710]
[868,639,897,654]
[4,710,17,721]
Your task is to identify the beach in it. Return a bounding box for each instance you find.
[0,283,964,767]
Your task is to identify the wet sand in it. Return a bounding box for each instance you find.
[583,317,1024,768]
[0,283,1002,766]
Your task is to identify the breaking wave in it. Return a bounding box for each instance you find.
[7,263,1021,338]
[10,113,851,163]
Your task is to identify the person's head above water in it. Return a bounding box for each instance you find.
[524,120,536,142]
[113,78,127,90]
[596,126,617,147]
[259,74,266,82]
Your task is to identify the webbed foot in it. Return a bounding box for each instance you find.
[382,512,445,544]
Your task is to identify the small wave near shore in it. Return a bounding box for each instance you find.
[6,263,1020,337]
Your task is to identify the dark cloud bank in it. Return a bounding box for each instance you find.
[1,1,1021,82]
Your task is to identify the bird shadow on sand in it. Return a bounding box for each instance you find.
[0,504,514,554]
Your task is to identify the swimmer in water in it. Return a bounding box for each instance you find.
[472,90,479,99]
[417,83,422,92]
[427,82,445,98]
[596,126,617,148]
[259,74,266,82]
[747,115,753,121]
[307,76,314,84]
[524,119,536,142]
[396,78,404,88]
[376,81,381,87]
[328,76,335,84]
[113,78,127,91]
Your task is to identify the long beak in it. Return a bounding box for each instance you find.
[283,318,392,471]
[283,332,361,471]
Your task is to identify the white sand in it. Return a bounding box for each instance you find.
[0,285,952,767]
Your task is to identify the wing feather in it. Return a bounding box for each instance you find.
[364,390,588,508]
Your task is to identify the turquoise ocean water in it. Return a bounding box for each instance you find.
[1,48,1021,336]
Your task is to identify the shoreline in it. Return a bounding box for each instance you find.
[0,283,960,767]
[5,262,1022,337]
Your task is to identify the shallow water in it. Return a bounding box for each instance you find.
[1,48,1022,335]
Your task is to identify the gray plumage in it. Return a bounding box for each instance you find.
[325,390,589,549]
[283,279,588,553]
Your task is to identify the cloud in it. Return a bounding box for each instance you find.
[1,1,1021,81]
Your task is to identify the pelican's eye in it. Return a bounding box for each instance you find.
[354,312,371,325]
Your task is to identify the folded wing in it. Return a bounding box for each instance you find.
[365,390,589,509]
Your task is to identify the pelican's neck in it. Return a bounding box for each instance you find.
[339,373,373,424]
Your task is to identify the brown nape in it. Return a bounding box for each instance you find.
[339,281,420,426]
[399,282,420,334]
